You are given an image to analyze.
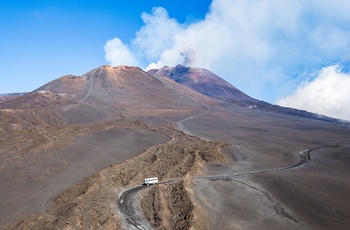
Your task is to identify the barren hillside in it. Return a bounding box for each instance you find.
[1,65,350,230]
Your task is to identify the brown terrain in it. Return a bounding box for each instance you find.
[0,65,350,229]
[148,64,255,102]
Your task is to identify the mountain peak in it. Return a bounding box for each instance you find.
[148,65,255,102]
[82,65,145,82]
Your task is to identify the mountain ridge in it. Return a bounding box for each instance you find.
[0,64,345,123]
[148,64,343,123]
[148,64,256,102]
[26,65,216,123]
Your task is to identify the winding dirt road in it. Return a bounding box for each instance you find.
[176,105,212,139]
[118,186,152,230]
[117,104,341,229]
[117,140,337,229]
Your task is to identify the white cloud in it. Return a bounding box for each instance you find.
[277,65,350,121]
[104,0,350,102]
[104,7,183,68]
[132,7,184,63]
[104,37,139,66]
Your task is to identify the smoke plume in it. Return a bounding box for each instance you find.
[180,48,196,66]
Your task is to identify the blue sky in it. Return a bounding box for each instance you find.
[0,0,211,94]
[1,0,350,120]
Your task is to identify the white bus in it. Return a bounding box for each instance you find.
[143,177,159,185]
